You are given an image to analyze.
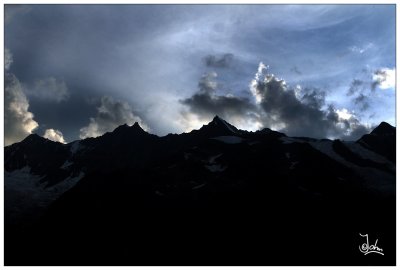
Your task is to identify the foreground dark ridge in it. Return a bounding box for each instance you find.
[4,115,396,266]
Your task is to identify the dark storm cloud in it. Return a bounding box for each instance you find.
[203,53,234,68]
[181,65,369,140]
[181,93,257,120]
[346,124,370,140]
[181,72,258,122]
[255,75,332,138]
[300,88,326,109]
[250,63,369,139]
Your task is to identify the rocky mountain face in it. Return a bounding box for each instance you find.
[4,116,396,266]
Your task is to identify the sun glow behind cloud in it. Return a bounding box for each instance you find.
[249,62,268,104]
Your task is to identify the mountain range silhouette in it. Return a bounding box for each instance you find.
[4,116,396,266]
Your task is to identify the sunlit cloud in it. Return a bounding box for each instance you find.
[372,68,396,90]
[335,108,353,121]
[249,62,268,104]
[43,128,66,143]
[4,48,39,146]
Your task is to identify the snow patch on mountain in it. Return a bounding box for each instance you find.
[5,166,84,226]
[343,141,393,165]
[309,140,349,165]
[309,140,394,195]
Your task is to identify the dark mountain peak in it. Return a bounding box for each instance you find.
[113,123,129,132]
[357,121,395,162]
[21,133,47,144]
[197,115,239,137]
[247,127,286,140]
[371,122,395,136]
[209,115,235,129]
[260,127,273,133]
[209,115,234,127]
[132,122,145,131]
[113,122,146,135]
[25,133,42,140]
[20,133,67,147]
[112,124,129,135]
[212,115,223,122]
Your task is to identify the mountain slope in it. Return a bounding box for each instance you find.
[357,121,396,162]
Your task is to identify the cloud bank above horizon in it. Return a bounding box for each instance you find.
[4,4,395,144]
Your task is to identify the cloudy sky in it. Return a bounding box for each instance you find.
[4,4,395,145]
